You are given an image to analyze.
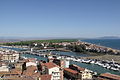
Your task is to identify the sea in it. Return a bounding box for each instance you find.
[81,39,120,50]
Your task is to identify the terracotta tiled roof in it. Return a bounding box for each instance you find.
[23,58,36,62]
[0,72,11,75]
[23,66,40,77]
[27,58,36,62]
[100,73,120,80]
[10,68,22,75]
[97,77,109,80]
[72,64,85,71]
[64,68,78,74]
[21,76,35,80]
[0,71,18,75]
[2,76,35,80]
[44,62,58,69]
[0,69,22,75]
[40,74,51,80]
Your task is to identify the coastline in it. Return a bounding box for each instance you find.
[81,39,120,50]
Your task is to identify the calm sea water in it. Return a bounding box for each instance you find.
[51,51,90,57]
[81,39,120,50]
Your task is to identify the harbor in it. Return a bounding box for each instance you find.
[1,46,120,76]
[22,52,120,75]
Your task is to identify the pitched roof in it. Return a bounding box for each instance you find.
[100,73,120,80]
[2,76,35,80]
[23,66,40,77]
[0,71,20,77]
[97,77,109,80]
[72,64,85,71]
[10,68,22,75]
[40,74,51,80]
[64,68,78,74]
[44,62,58,69]
[27,58,36,62]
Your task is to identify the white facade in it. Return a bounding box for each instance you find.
[81,69,92,80]
[0,65,9,72]
[47,67,61,80]
[1,53,19,62]
[12,53,19,62]
[26,62,37,67]
[64,60,69,68]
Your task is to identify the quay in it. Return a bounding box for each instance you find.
[21,50,120,72]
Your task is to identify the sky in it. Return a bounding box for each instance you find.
[0,0,120,38]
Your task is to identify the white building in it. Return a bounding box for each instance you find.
[26,58,38,67]
[81,69,92,80]
[44,62,63,80]
[1,53,20,62]
[64,60,69,68]
[69,64,92,80]
[0,63,9,72]
[26,62,37,67]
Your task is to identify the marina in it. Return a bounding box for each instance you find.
[1,46,120,75]
[21,51,120,75]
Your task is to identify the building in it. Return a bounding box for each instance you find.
[64,64,92,80]
[22,58,38,67]
[23,66,41,78]
[41,62,63,80]
[0,62,9,72]
[26,61,37,67]
[14,62,26,72]
[69,64,92,80]
[39,74,52,80]
[1,53,19,62]
[53,59,69,68]
[64,68,81,80]
[98,73,120,80]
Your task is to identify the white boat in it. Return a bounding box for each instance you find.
[110,67,119,71]
[90,61,95,64]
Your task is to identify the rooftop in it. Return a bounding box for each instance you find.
[64,68,78,74]
[10,68,22,75]
[44,62,58,69]
[39,74,51,80]
[23,66,40,77]
[72,64,85,71]
[100,73,120,80]
[2,75,35,80]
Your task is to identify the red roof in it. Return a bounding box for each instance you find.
[10,68,22,75]
[64,68,78,74]
[100,73,120,80]
[44,62,58,69]
[27,58,36,62]
[23,66,40,77]
[97,77,109,80]
[40,74,51,80]
[73,64,85,71]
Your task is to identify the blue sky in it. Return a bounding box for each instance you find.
[0,0,120,38]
